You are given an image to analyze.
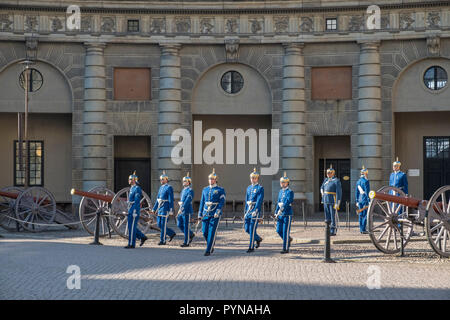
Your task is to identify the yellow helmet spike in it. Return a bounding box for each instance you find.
[280,171,290,183]
[250,167,260,179]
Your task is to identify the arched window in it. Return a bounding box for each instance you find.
[423,66,447,90]
[19,68,43,92]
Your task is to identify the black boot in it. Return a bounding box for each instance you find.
[247,248,255,253]
[124,245,135,249]
[189,233,195,244]
[255,238,262,249]
[140,236,148,247]
[169,233,176,242]
[180,243,189,247]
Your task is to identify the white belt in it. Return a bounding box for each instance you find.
[357,185,365,194]
[205,201,218,212]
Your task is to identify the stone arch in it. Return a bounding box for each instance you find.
[192,62,272,115]
[0,58,74,113]
[393,56,450,112]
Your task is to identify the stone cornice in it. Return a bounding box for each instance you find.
[1,1,449,15]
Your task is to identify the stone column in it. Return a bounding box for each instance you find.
[82,42,107,191]
[158,43,182,195]
[358,41,382,189]
[281,43,306,201]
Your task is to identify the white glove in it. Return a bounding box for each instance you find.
[169,209,174,216]
[252,211,257,217]
[214,213,219,218]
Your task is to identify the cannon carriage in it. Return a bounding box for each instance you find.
[368,185,450,258]
[0,186,75,232]
[71,186,160,239]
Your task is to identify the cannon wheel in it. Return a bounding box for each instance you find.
[15,187,57,232]
[110,187,157,239]
[79,186,114,237]
[0,187,23,231]
[425,185,450,258]
[367,186,414,254]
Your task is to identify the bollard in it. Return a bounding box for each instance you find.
[302,202,307,229]
[322,220,336,263]
[399,221,404,257]
[89,209,103,245]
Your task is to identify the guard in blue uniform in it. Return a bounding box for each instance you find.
[244,168,264,253]
[177,172,195,247]
[389,157,408,195]
[275,172,294,254]
[320,165,342,236]
[124,171,148,249]
[198,169,226,256]
[355,166,370,234]
[152,171,176,245]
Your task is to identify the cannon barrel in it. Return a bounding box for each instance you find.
[369,191,422,208]
[70,188,114,203]
[0,190,19,199]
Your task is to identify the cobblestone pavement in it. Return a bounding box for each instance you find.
[1,219,449,300]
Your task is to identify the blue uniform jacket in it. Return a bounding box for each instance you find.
[179,186,194,215]
[245,184,264,218]
[320,177,342,205]
[355,176,370,208]
[275,187,294,216]
[389,171,408,194]
[198,185,226,219]
[128,184,142,214]
[152,183,174,216]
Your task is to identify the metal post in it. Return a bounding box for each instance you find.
[323,220,335,263]
[399,222,404,257]
[346,201,350,230]
[302,202,306,229]
[23,67,29,189]
[90,209,103,245]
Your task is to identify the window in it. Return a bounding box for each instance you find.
[127,19,140,32]
[19,68,43,92]
[114,68,151,100]
[326,18,337,31]
[425,137,449,159]
[423,66,448,90]
[220,71,244,94]
[14,141,43,186]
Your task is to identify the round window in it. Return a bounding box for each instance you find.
[19,68,43,92]
[220,71,243,94]
[423,66,447,90]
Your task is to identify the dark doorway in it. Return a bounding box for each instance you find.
[114,158,151,195]
[424,137,450,200]
[318,159,351,212]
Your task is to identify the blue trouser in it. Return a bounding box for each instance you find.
[157,215,176,243]
[177,213,194,245]
[202,216,220,253]
[127,209,145,247]
[324,204,337,234]
[276,215,292,251]
[359,208,368,232]
[244,215,262,250]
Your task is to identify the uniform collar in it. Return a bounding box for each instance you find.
[251,183,259,187]
[209,184,217,188]
[282,187,289,191]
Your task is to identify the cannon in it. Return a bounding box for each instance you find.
[71,186,159,239]
[368,185,450,258]
[0,186,75,232]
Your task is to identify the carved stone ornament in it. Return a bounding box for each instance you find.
[150,18,166,34]
[399,13,415,30]
[427,36,440,56]
[200,18,214,34]
[274,16,289,34]
[349,15,364,31]
[225,38,239,62]
[81,16,92,32]
[25,16,39,32]
[249,18,263,34]
[51,17,63,32]
[299,17,313,33]
[0,14,13,31]
[225,18,239,34]
[427,12,440,29]
[25,36,38,60]
[175,17,191,33]
[101,17,116,33]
